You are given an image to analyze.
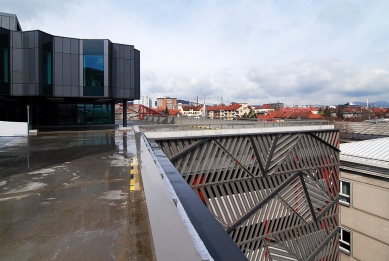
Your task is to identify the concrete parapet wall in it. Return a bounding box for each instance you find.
[144,125,335,140]
[144,116,330,126]
[138,130,205,261]
[0,121,28,136]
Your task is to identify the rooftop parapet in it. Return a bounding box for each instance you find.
[0,12,22,31]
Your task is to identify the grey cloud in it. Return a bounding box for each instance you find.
[2,0,77,22]
[3,1,388,105]
[316,1,362,31]
[141,72,219,102]
[246,59,389,104]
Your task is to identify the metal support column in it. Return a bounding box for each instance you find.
[123,99,127,127]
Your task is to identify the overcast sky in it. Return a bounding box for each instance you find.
[3,0,389,105]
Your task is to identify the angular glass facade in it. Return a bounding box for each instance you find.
[83,40,104,96]
[0,12,140,128]
[0,28,9,95]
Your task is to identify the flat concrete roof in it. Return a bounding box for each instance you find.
[0,130,154,260]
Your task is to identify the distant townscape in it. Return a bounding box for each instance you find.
[117,96,389,123]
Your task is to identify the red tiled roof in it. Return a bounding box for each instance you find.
[153,108,180,116]
[371,108,388,113]
[342,107,361,112]
[206,104,241,111]
[256,108,322,120]
[181,106,203,111]
[169,109,180,116]
[256,104,274,109]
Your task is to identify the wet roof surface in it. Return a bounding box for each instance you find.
[0,137,18,150]
[0,130,153,260]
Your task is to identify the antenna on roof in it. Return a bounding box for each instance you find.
[202,98,207,118]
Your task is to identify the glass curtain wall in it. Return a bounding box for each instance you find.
[0,102,27,122]
[30,102,111,126]
[83,40,104,96]
[0,29,9,95]
[42,41,53,95]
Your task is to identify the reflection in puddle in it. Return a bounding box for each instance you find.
[100,190,127,200]
[0,194,31,201]
[0,131,117,179]
[5,182,46,194]
[29,168,56,175]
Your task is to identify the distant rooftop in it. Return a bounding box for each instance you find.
[340,137,389,166]
[334,121,389,139]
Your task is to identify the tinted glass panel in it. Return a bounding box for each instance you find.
[83,40,104,96]
[342,230,350,242]
[42,42,53,95]
[85,104,93,124]
[77,104,85,123]
[341,181,350,195]
[83,86,104,96]
[94,104,102,124]
[3,49,8,82]
[340,196,350,203]
[0,102,27,122]
[101,104,109,123]
[84,56,103,86]
[83,40,104,55]
[2,101,112,126]
[0,31,9,95]
[339,241,350,251]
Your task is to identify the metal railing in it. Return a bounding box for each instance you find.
[139,117,331,132]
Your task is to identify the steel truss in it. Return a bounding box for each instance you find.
[155,130,340,261]
[127,104,165,120]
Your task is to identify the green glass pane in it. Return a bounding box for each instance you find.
[84,55,104,87]
[341,182,350,195]
[340,196,350,203]
[85,104,93,124]
[4,48,8,83]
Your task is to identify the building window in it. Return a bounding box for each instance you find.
[42,41,53,96]
[340,180,350,206]
[0,30,9,95]
[339,227,351,254]
[83,40,104,96]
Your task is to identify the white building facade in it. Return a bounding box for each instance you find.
[339,138,389,261]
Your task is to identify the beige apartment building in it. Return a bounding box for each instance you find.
[178,105,203,117]
[339,138,389,261]
[157,97,177,110]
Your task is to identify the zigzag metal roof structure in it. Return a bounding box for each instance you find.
[143,126,340,261]
[335,121,389,140]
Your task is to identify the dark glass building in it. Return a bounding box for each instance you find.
[0,12,140,128]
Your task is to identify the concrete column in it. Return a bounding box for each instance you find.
[27,98,32,130]
[123,100,127,127]
[27,104,31,130]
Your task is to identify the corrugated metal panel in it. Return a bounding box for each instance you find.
[155,130,340,261]
[340,137,389,165]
